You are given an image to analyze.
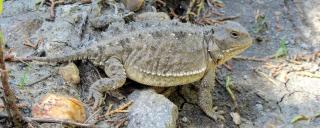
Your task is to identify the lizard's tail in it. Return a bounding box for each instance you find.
[18,48,97,63]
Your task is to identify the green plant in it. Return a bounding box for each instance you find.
[18,65,31,88]
[274,38,288,58]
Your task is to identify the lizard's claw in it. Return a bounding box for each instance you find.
[207,106,225,121]
[88,88,103,110]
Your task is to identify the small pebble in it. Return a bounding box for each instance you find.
[124,0,144,11]
[32,94,86,123]
[181,117,189,123]
[255,103,263,111]
[230,112,241,125]
[58,63,80,85]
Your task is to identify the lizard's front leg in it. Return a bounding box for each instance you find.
[88,57,126,109]
[196,65,225,121]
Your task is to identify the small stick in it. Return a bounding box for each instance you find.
[23,37,37,48]
[84,107,101,124]
[49,0,56,19]
[286,59,302,65]
[4,48,15,61]
[223,63,232,71]
[26,75,52,86]
[25,117,94,127]
[0,30,24,127]
[254,69,284,86]
[46,0,58,21]
[155,0,166,6]
[295,71,320,78]
[233,56,268,62]
[0,103,28,109]
[115,119,126,128]
[105,101,133,116]
[216,15,240,21]
[106,104,113,114]
[169,8,179,18]
[81,0,92,4]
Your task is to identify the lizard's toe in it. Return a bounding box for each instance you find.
[88,88,103,110]
[207,106,225,121]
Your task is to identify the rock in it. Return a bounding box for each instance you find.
[58,63,80,85]
[32,94,86,123]
[1,0,36,17]
[230,112,241,125]
[128,89,178,128]
[124,0,145,11]
[89,14,124,29]
[181,117,189,123]
[134,12,170,21]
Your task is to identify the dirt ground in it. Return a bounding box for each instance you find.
[0,0,320,127]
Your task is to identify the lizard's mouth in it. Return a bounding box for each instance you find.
[222,44,249,54]
[217,44,251,65]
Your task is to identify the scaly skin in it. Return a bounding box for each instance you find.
[25,20,252,120]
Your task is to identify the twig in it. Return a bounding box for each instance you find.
[223,63,232,71]
[216,15,240,21]
[23,36,37,49]
[295,71,320,78]
[25,117,94,128]
[9,57,30,65]
[46,0,65,21]
[106,104,113,114]
[4,48,15,61]
[84,107,101,124]
[155,0,166,6]
[105,101,133,116]
[0,29,24,126]
[47,0,56,21]
[0,103,28,109]
[254,69,284,86]
[286,59,302,65]
[26,74,52,86]
[115,119,126,128]
[185,0,196,21]
[233,56,268,62]
[196,0,205,16]
[81,0,92,4]
[169,8,179,18]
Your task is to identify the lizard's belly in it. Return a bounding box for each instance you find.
[125,65,206,87]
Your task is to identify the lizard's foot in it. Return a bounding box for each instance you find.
[205,106,225,121]
[88,88,104,110]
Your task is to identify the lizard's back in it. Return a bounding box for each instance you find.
[121,24,209,87]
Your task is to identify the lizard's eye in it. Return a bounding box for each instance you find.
[230,31,240,39]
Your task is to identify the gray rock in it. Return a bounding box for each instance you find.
[128,89,178,128]
[1,0,36,18]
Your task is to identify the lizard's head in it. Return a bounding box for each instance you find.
[206,21,252,65]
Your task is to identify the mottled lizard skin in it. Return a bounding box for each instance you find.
[27,20,252,120]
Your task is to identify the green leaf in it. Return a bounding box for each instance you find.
[274,38,288,58]
[18,65,31,88]
[291,115,309,124]
[34,0,42,10]
[225,76,236,103]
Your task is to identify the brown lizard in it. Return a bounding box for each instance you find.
[20,20,252,120]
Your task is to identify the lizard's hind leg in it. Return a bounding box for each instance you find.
[88,57,127,109]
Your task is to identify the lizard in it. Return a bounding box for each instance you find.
[20,20,252,120]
